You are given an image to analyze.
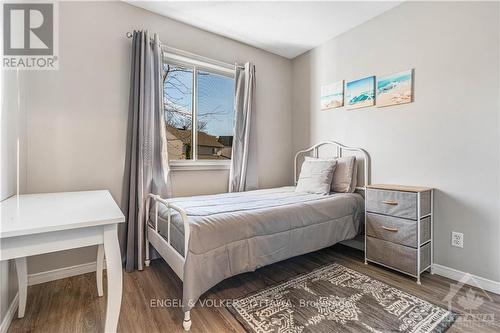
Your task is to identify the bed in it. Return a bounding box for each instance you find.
[145,141,370,330]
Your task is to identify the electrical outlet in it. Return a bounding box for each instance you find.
[451,232,464,248]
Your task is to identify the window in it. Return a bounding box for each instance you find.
[163,52,235,168]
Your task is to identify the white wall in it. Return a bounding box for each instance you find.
[18,1,293,274]
[292,1,500,281]
[1,72,27,200]
[0,69,26,324]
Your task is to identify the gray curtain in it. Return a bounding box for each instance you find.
[229,63,257,192]
[125,31,170,272]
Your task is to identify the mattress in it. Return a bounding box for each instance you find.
[148,186,364,311]
[149,186,364,255]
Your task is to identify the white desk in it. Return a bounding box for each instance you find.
[0,190,125,332]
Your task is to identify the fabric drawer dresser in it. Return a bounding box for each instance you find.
[365,184,434,284]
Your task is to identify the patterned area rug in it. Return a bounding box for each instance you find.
[228,263,458,333]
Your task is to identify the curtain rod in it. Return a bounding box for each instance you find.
[126,32,245,70]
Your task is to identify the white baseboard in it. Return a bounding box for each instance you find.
[23,261,500,296]
[0,293,18,333]
[28,261,104,286]
[432,263,500,295]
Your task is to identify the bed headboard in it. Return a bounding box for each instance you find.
[294,141,371,191]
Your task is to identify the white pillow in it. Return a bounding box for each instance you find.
[303,156,357,193]
[331,156,357,193]
[295,157,337,194]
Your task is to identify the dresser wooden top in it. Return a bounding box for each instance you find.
[367,184,433,193]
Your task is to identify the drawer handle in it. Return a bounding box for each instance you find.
[381,226,398,232]
[381,200,398,206]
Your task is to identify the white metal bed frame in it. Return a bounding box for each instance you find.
[293,141,370,190]
[145,141,370,331]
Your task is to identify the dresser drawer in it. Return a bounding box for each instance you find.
[366,189,417,219]
[366,189,432,220]
[366,236,431,275]
[366,213,431,248]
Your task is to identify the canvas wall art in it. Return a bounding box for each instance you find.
[377,69,413,107]
[320,81,344,110]
[346,76,375,109]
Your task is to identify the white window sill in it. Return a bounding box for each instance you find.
[169,160,231,171]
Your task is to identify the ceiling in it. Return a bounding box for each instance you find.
[127,1,402,59]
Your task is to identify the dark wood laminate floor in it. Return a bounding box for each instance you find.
[8,245,500,333]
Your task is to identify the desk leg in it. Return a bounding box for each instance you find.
[96,244,104,297]
[15,257,28,318]
[103,224,122,333]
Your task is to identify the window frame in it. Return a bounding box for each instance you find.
[163,49,236,171]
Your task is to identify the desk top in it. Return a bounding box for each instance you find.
[1,190,125,238]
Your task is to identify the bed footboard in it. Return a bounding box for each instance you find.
[145,194,192,330]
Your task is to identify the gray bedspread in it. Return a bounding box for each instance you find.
[149,186,364,311]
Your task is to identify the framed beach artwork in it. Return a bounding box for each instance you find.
[377,69,414,107]
[320,81,344,110]
[345,76,375,109]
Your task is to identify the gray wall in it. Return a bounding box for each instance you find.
[292,1,500,281]
[17,1,293,274]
